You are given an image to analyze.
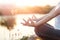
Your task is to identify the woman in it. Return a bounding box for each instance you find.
[21,3,60,40]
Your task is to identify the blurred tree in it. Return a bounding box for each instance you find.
[42,5,53,14]
[0,15,15,30]
[20,36,28,40]
[0,12,2,16]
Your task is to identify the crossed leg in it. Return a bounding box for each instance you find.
[35,23,60,40]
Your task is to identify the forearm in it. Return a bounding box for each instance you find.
[36,4,60,27]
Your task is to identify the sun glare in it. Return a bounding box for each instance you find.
[15,14,36,36]
[15,0,60,7]
[0,0,60,7]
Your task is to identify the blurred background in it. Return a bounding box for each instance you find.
[0,0,60,40]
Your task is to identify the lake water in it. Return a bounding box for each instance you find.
[0,14,58,40]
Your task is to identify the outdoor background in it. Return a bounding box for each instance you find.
[0,0,60,40]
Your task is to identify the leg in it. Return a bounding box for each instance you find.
[35,23,60,40]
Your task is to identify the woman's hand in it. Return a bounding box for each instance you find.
[21,15,37,27]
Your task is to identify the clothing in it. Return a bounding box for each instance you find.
[55,15,60,29]
[35,23,60,40]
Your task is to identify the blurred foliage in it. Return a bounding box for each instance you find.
[0,12,15,30]
[12,5,54,14]
[0,12,2,16]
[16,36,42,40]
[0,5,55,15]
[42,5,54,14]
[20,36,29,40]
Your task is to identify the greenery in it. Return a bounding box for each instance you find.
[0,12,15,30]
[20,36,29,40]
[16,36,29,40]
